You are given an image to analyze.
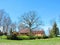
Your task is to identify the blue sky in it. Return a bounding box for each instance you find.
[0,0,60,35]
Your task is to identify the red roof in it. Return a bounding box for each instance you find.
[19,28,44,34]
[32,30,44,34]
[19,28,30,33]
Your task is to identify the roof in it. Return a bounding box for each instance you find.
[19,28,44,34]
[19,28,30,33]
[32,30,44,34]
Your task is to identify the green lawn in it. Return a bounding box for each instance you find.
[0,36,60,45]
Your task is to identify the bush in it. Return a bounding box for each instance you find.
[29,36,36,39]
[37,36,41,39]
[7,35,11,39]
[7,35,18,40]
[3,32,7,36]
[17,35,30,40]
[7,32,18,40]
[0,31,3,36]
[33,36,42,39]
[32,36,49,39]
[17,36,42,40]
[42,36,49,39]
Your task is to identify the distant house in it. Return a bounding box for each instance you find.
[19,28,30,36]
[19,28,45,36]
[32,30,45,37]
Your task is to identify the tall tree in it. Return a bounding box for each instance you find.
[0,9,12,35]
[0,9,8,33]
[3,16,11,34]
[50,22,59,37]
[19,11,42,36]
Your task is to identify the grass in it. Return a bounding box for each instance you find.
[0,36,60,45]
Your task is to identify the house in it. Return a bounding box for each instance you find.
[19,28,45,36]
[32,30,45,37]
[19,28,30,36]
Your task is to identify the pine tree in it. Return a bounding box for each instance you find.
[50,22,59,37]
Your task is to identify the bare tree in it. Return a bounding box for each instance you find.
[3,16,11,34]
[18,22,26,30]
[0,9,5,26]
[19,11,42,36]
[0,9,7,33]
[10,22,16,32]
[0,9,12,35]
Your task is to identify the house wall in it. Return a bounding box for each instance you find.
[34,34,44,37]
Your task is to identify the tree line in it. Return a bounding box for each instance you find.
[0,9,16,35]
[0,9,59,39]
